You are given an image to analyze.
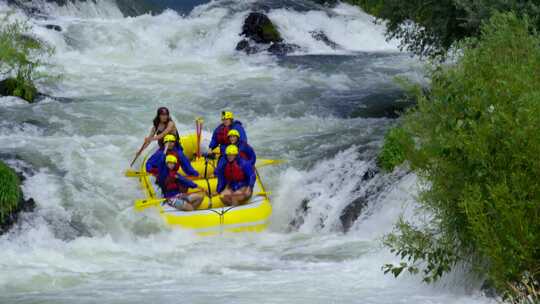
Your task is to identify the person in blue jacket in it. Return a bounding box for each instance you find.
[208,111,247,156]
[216,145,256,206]
[146,134,199,177]
[157,154,205,211]
[227,129,256,166]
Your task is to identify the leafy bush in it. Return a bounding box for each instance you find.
[0,13,53,102]
[0,161,21,224]
[377,126,413,172]
[383,12,540,297]
[348,0,540,59]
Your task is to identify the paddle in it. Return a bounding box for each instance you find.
[134,198,167,210]
[130,140,151,167]
[195,118,203,159]
[256,159,285,168]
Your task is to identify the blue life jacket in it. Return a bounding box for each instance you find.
[146,146,199,177]
[209,120,247,154]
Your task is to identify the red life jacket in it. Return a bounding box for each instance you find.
[224,160,245,183]
[216,125,230,145]
[164,170,188,193]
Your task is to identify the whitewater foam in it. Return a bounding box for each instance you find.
[269,3,398,54]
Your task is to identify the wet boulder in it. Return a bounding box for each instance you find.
[240,12,282,44]
[288,198,310,231]
[267,42,301,56]
[235,39,261,55]
[0,160,36,235]
[45,24,62,32]
[339,196,369,233]
[310,30,339,49]
[340,167,380,232]
[6,0,44,17]
[481,279,498,298]
[362,168,379,182]
[236,12,299,56]
[0,78,38,103]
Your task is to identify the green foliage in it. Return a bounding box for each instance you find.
[377,126,413,172]
[0,13,53,102]
[0,161,21,224]
[383,12,540,296]
[0,77,38,102]
[261,22,282,42]
[383,217,461,283]
[348,0,540,59]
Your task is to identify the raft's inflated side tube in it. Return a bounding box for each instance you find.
[137,133,272,235]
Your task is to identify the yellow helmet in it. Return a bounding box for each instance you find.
[163,134,176,143]
[221,111,234,120]
[165,155,178,164]
[227,129,240,138]
[225,145,239,155]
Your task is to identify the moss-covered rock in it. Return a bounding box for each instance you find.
[260,21,282,42]
[0,160,35,234]
[0,77,38,103]
[0,160,21,228]
[240,12,283,44]
[236,12,301,56]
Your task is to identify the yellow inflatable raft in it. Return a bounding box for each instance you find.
[133,134,272,235]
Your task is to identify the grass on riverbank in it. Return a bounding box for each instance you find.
[0,160,21,225]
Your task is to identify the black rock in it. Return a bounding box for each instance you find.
[7,0,45,17]
[45,24,62,32]
[308,0,340,6]
[21,198,36,212]
[240,12,283,44]
[267,42,300,56]
[0,78,10,97]
[235,39,260,54]
[0,193,36,235]
[288,198,310,230]
[481,279,498,298]
[16,171,26,183]
[236,11,302,56]
[310,30,339,49]
[340,196,369,232]
[236,39,250,51]
[362,168,379,182]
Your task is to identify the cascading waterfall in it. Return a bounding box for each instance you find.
[0,0,493,303]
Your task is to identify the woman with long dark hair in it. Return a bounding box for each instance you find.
[130,107,181,168]
[145,107,179,149]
